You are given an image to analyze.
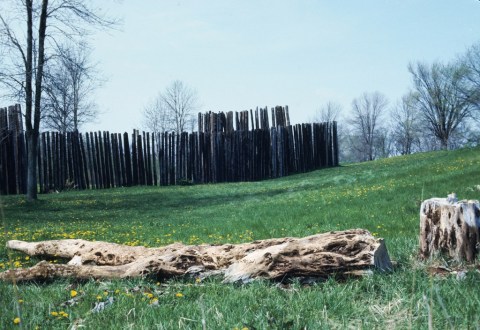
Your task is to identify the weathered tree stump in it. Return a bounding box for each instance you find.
[420,194,480,262]
[0,229,392,283]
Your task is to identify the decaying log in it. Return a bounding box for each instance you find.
[0,229,392,283]
[420,194,480,262]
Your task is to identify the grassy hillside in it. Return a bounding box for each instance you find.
[1,147,479,329]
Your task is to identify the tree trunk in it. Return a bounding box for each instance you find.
[25,131,38,201]
[419,195,480,262]
[0,229,392,283]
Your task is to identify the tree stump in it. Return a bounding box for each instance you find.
[0,229,392,283]
[419,194,480,262]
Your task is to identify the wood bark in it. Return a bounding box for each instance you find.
[0,229,392,283]
[419,195,480,262]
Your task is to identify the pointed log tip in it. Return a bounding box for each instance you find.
[6,240,23,249]
[374,239,393,272]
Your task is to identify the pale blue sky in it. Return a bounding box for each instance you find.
[3,1,480,132]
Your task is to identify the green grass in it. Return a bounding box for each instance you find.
[1,147,480,329]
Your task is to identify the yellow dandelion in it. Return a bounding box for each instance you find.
[70,290,78,297]
[13,317,21,325]
[18,299,24,304]
[175,292,184,298]
[96,295,102,301]
[50,311,58,317]
[195,278,201,283]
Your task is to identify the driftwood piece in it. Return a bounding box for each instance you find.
[0,229,392,283]
[420,194,480,262]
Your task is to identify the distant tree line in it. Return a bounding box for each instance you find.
[313,43,480,163]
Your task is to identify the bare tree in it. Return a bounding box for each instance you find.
[390,94,422,155]
[0,1,116,201]
[42,42,101,133]
[374,128,393,159]
[312,101,342,123]
[348,92,389,161]
[408,61,476,150]
[143,80,199,134]
[142,95,171,134]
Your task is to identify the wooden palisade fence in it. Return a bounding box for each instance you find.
[0,105,27,195]
[0,105,338,195]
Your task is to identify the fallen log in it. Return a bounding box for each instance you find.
[0,229,392,283]
[419,194,480,262]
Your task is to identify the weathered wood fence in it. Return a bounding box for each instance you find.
[0,105,338,195]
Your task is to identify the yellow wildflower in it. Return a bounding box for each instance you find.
[70,290,78,297]
[50,311,58,317]
[13,317,21,325]
[175,292,184,298]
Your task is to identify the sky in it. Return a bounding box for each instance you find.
[2,1,480,133]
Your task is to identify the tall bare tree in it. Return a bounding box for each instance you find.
[42,42,100,133]
[390,93,422,155]
[0,1,116,201]
[408,61,476,150]
[348,92,388,161]
[143,80,199,134]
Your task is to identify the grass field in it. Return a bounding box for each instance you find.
[1,146,480,329]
